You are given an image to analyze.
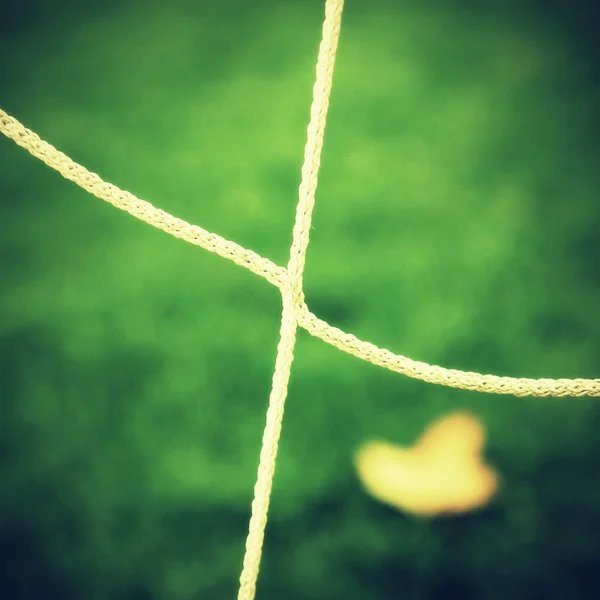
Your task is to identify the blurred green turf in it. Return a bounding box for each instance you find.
[1,0,600,598]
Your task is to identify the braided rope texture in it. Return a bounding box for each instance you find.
[2,110,598,398]
[0,0,599,596]
[2,112,599,395]
[237,2,343,598]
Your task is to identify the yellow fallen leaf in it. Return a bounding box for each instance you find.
[354,411,498,517]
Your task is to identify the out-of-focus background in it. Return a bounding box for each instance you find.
[1,0,599,598]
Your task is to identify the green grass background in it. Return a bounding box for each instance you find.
[1,0,600,598]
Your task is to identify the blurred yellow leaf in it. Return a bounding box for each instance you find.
[355,411,498,517]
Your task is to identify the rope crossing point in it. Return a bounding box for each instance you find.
[1,0,600,595]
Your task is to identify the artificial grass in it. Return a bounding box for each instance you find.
[1,0,599,598]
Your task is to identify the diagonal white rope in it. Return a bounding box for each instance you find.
[0,108,288,288]
[2,104,599,397]
[236,2,344,598]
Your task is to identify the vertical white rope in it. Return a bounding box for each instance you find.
[236,1,344,599]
